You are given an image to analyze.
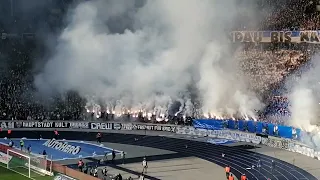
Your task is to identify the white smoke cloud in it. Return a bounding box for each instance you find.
[197,42,263,119]
[288,54,320,149]
[290,88,317,131]
[288,54,320,130]
[34,0,263,119]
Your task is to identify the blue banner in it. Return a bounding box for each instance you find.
[193,119,301,140]
[193,119,228,130]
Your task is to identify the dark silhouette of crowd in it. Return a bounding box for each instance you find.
[0,0,319,124]
[0,0,86,121]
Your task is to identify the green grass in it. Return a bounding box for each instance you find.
[0,162,54,180]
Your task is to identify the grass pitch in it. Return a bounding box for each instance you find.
[0,163,54,180]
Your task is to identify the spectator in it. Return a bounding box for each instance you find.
[83,163,88,174]
[96,132,102,143]
[228,173,234,180]
[271,160,276,172]
[121,151,126,165]
[102,167,108,177]
[241,174,247,180]
[139,173,144,180]
[8,140,13,147]
[19,139,24,151]
[225,165,231,179]
[78,159,84,172]
[53,129,59,140]
[93,166,98,177]
[142,157,148,174]
[112,149,116,163]
[27,144,31,154]
[0,0,318,127]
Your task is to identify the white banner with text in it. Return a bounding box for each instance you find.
[176,127,262,144]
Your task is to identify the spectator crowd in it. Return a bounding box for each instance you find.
[0,0,320,127]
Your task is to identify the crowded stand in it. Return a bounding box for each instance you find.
[0,0,319,126]
[0,1,320,180]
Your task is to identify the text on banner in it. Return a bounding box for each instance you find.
[90,123,113,130]
[15,121,90,129]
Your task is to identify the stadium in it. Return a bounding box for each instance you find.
[1,0,320,179]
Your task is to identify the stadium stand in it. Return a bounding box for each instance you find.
[1,0,320,178]
[0,1,317,123]
[0,0,319,124]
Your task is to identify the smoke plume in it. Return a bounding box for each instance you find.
[288,54,320,148]
[34,0,263,119]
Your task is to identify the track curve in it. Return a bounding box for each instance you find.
[1,131,317,180]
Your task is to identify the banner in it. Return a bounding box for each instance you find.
[54,174,77,180]
[90,122,113,130]
[195,119,301,140]
[261,137,290,150]
[0,121,178,133]
[288,143,320,160]
[118,123,133,130]
[105,123,177,132]
[0,121,15,129]
[176,127,262,144]
[0,152,12,164]
[231,31,320,44]
[176,126,295,148]
[193,119,227,130]
[18,121,90,129]
[130,123,177,132]
[206,139,235,145]
[43,139,81,155]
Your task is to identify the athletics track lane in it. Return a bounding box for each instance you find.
[2,131,317,180]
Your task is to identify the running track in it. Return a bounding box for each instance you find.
[2,131,317,180]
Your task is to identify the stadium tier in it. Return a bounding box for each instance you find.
[1,0,320,179]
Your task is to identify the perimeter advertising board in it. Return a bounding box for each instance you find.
[0,151,12,164]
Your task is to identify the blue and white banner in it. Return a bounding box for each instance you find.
[206,139,235,145]
[193,119,227,130]
[0,139,121,161]
[193,119,301,140]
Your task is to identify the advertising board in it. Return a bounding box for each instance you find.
[0,151,12,164]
